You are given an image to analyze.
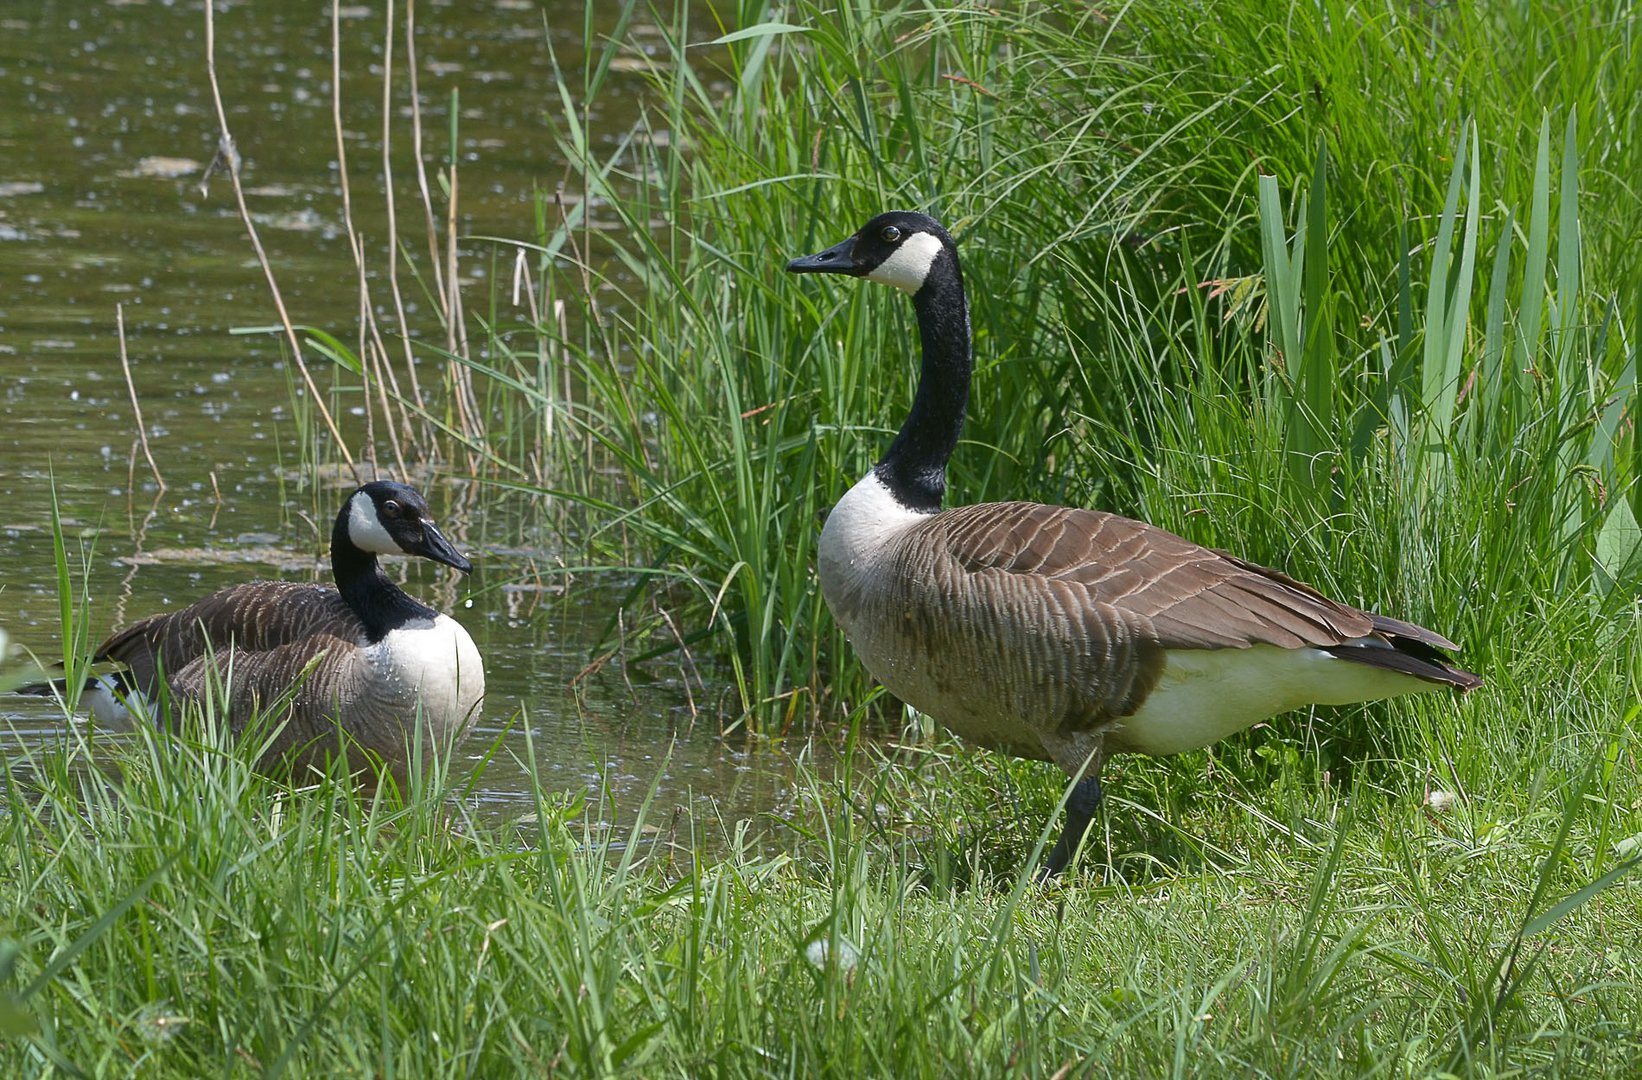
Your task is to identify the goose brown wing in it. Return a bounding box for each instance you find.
[163,631,371,755]
[926,501,1377,651]
[97,582,361,693]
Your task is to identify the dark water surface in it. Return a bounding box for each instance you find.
[0,1,817,844]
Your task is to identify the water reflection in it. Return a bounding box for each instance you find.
[0,1,823,847]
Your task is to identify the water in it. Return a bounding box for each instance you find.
[0,0,821,843]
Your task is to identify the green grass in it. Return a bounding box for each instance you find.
[2,655,1639,1075]
[6,0,1642,1074]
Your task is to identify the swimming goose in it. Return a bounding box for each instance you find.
[787,210,1480,875]
[74,480,485,774]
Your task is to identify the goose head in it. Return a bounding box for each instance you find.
[341,481,472,573]
[785,211,956,296]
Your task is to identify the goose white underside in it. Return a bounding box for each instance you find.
[1104,644,1441,756]
[84,675,153,729]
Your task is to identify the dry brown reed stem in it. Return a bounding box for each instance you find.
[656,606,701,723]
[405,0,447,312]
[443,130,482,458]
[202,0,360,483]
[353,0,425,464]
[116,303,165,494]
[114,488,164,631]
[380,0,432,438]
[328,0,417,481]
[328,0,382,475]
[405,0,482,462]
[509,246,555,482]
[206,470,223,530]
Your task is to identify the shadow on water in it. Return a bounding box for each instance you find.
[0,1,832,853]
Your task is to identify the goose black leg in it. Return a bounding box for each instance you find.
[1038,773,1104,879]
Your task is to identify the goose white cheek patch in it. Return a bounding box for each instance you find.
[348,493,403,554]
[865,232,943,294]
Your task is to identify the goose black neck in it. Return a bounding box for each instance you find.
[875,251,971,513]
[329,514,437,643]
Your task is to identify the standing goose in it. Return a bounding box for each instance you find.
[79,480,485,774]
[787,211,1480,875]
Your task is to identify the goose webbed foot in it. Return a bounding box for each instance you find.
[1038,773,1104,879]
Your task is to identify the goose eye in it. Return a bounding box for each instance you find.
[879,225,902,243]
[383,499,401,516]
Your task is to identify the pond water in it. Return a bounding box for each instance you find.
[0,0,823,846]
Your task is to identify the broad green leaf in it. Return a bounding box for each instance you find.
[1593,496,1642,593]
[704,22,811,47]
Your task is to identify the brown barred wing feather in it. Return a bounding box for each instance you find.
[96,582,361,695]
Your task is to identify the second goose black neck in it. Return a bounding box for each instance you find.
[874,248,972,514]
[329,515,438,642]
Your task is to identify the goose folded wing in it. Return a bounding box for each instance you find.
[927,501,1380,652]
[97,582,361,690]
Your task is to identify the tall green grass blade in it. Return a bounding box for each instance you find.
[1515,113,1553,391]
[1288,138,1333,492]
[706,22,810,46]
[1632,282,1642,523]
[20,857,179,1003]
[1553,108,1583,405]
[1552,111,1589,553]
[299,326,364,376]
[1474,206,1514,454]
[0,941,36,1038]
[1257,174,1300,383]
[46,470,93,716]
[1419,120,1479,486]
[1523,853,1642,939]
[1258,165,1333,494]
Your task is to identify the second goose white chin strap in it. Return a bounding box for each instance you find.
[865,231,944,294]
[347,493,403,555]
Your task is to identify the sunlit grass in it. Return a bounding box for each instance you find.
[3,657,1640,1074]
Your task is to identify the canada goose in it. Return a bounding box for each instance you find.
[39,481,485,774]
[786,211,1481,875]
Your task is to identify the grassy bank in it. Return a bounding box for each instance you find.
[2,669,1640,1076]
[5,0,1642,1074]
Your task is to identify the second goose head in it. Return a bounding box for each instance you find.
[332,481,472,643]
[340,481,472,572]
